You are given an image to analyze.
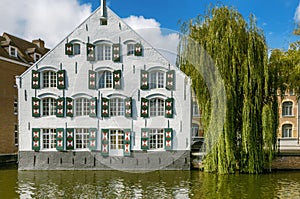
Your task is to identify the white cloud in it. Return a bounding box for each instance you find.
[0,0,91,48]
[294,3,300,22]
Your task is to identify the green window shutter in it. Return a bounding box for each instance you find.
[66,128,74,150]
[101,97,110,117]
[88,70,97,90]
[66,97,73,117]
[32,128,40,151]
[56,97,65,117]
[32,97,40,117]
[134,43,143,56]
[166,70,175,90]
[101,129,109,156]
[32,70,40,89]
[125,97,132,118]
[141,128,149,150]
[113,70,122,89]
[141,98,149,118]
[123,129,131,156]
[87,43,95,61]
[89,97,97,117]
[140,70,149,90]
[165,98,174,118]
[57,70,66,89]
[113,43,121,62]
[164,128,173,150]
[88,128,97,151]
[56,128,64,151]
[65,43,73,55]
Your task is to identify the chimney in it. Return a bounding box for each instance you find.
[101,0,107,17]
[32,39,45,49]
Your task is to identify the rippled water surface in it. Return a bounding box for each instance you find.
[1,166,300,198]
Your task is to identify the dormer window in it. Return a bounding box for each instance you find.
[34,53,41,62]
[9,46,17,57]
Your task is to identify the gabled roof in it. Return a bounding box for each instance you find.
[0,32,49,65]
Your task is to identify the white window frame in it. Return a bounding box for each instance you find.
[75,98,89,116]
[110,129,124,150]
[73,43,81,55]
[98,70,112,89]
[149,129,164,150]
[14,124,18,146]
[110,98,124,116]
[42,128,56,149]
[96,44,111,61]
[192,123,199,138]
[127,43,135,56]
[34,53,41,62]
[192,101,200,117]
[150,71,164,89]
[282,124,292,138]
[14,97,18,115]
[42,98,56,116]
[282,101,293,116]
[75,128,89,149]
[42,71,57,88]
[9,46,17,57]
[150,98,165,117]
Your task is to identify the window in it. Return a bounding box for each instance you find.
[96,44,111,61]
[14,97,18,115]
[75,98,89,116]
[149,129,164,149]
[110,98,124,116]
[14,124,18,146]
[42,128,56,149]
[75,128,89,149]
[192,101,200,117]
[289,89,294,96]
[110,129,123,150]
[43,71,57,88]
[282,101,293,116]
[9,46,17,57]
[98,71,112,88]
[127,43,135,56]
[34,53,41,62]
[192,124,199,137]
[42,98,56,116]
[150,98,164,117]
[100,18,107,25]
[282,124,292,138]
[73,43,80,55]
[150,71,164,89]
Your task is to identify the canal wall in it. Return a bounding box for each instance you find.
[272,155,300,170]
[18,151,190,171]
[0,154,17,164]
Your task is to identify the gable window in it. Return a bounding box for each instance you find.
[127,43,135,56]
[96,44,111,61]
[75,98,89,116]
[73,43,81,55]
[150,71,164,89]
[110,129,123,150]
[43,71,57,88]
[150,98,164,117]
[110,98,124,116]
[9,46,17,57]
[98,71,112,88]
[282,101,293,116]
[34,53,41,62]
[149,129,164,149]
[282,124,292,138]
[42,128,56,149]
[75,128,89,149]
[42,98,56,116]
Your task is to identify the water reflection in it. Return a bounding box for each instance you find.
[0,168,299,198]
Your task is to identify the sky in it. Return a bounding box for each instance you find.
[0,0,299,52]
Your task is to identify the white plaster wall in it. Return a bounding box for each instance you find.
[18,7,191,152]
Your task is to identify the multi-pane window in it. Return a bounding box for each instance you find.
[75,98,89,116]
[149,129,164,149]
[96,44,111,61]
[73,43,80,55]
[42,98,56,116]
[192,123,199,138]
[14,97,18,115]
[98,71,112,88]
[282,101,293,116]
[127,44,135,56]
[43,71,57,88]
[9,46,17,57]
[42,128,56,149]
[282,124,292,138]
[110,129,123,150]
[34,53,41,62]
[75,128,89,149]
[14,124,18,146]
[150,71,164,89]
[110,98,124,116]
[192,101,200,117]
[150,98,164,117]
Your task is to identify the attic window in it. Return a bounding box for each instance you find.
[34,53,41,62]
[100,17,107,26]
[9,46,17,57]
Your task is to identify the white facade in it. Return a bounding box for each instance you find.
[17,3,191,170]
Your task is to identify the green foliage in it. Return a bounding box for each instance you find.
[179,6,278,173]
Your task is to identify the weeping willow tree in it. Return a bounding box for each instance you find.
[178,6,278,174]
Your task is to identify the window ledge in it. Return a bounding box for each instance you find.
[282,115,295,118]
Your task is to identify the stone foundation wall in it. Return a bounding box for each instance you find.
[19,150,190,171]
[272,156,300,170]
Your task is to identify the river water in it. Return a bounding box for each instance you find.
[1,166,300,199]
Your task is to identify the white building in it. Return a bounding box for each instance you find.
[17,0,192,170]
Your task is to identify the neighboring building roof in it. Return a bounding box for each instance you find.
[0,32,49,65]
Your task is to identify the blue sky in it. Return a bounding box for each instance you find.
[80,0,300,50]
